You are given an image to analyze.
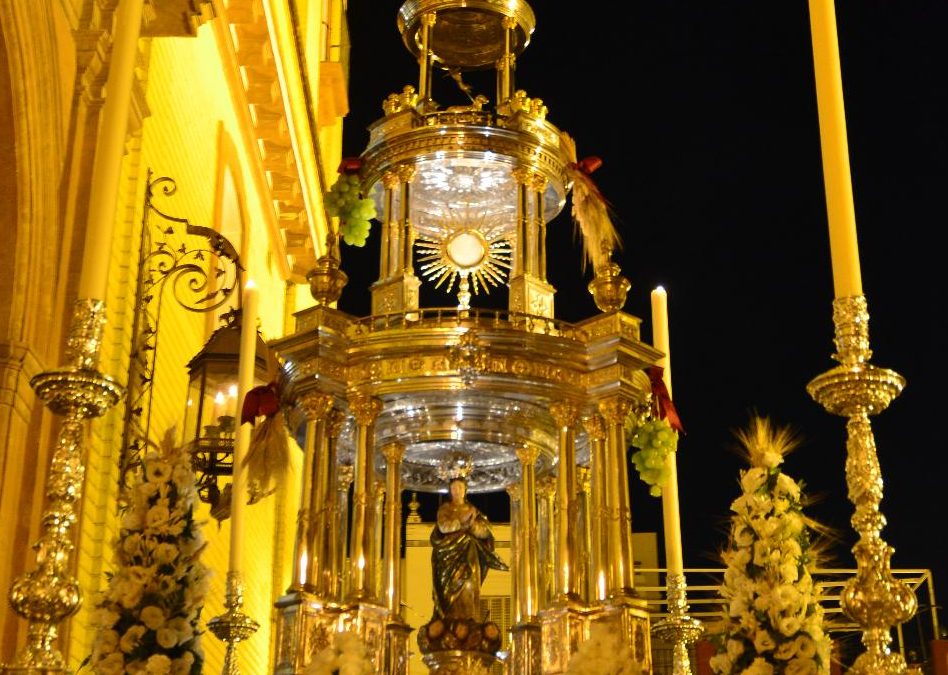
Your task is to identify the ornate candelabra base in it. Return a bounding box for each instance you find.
[807,295,917,674]
[2,299,122,675]
[651,573,703,675]
[208,572,260,675]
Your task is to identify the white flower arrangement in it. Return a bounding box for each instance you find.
[710,416,833,675]
[565,622,643,675]
[304,632,374,675]
[86,428,210,675]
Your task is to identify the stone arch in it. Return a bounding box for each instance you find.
[0,2,67,351]
[208,123,251,332]
[0,1,70,661]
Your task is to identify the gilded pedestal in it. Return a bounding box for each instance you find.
[207,572,260,675]
[421,649,502,675]
[509,623,541,675]
[338,602,389,671]
[807,295,917,674]
[2,300,122,675]
[384,621,412,675]
[650,573,703,675]
[273,592,342,674]
[538,602,600,674]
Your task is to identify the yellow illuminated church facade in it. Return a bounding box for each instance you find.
[0,0,347,671]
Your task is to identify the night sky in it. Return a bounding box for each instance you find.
[335,1,948,634]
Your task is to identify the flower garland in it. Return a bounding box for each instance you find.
[564,623,643,675]
[710,416,833,675]
[304,632,374,675]
[86,428,210,675]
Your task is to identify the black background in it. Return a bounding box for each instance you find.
[335,0,948,645]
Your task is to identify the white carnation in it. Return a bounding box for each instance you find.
[740,467,769,494]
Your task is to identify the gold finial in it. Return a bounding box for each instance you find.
[407,492,422,523]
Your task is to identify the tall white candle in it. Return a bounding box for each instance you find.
[228,280,259,574]
[78,0,145,300]
[651,286,684,575]
[808,0,863,299]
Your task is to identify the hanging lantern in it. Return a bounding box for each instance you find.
[184,308,273,508]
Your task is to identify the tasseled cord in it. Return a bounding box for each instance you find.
[240,381,292,504]
[560,131,621,271]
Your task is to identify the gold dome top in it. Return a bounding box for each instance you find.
[397,0,536,70]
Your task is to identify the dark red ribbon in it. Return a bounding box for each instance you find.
[573,156,602,174]
[337,157,362,175]
[566,156,611,206]
[241,382,280,425]
[647,366,685,434]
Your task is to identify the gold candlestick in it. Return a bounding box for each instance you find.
[208,571,260,675]
[650,573,703,675]
[3,299,122,674]
[807,295,917,674]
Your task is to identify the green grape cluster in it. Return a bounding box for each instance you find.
[629,418,678,497]
[324,173,377,246]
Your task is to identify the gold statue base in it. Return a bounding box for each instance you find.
[273,591,342,674]
[421,649,503,675]
[384,620,412,675]
[509,622,541,674]
[599,595,653,671]
[273,594,390,674]
[337,601,389,671]
[537,598,651,674]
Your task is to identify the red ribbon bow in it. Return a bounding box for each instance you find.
[241,382,281,426]
[566,156,611,206]
[572,156,603,175]
[337,157,363,175]
[647,366,685,434]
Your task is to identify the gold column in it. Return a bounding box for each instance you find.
[536,189,547,282]
[398,165,416,276]
[516,444,540,619]
[296,393,334,592]
[380,171,399,280]
[549,401,580,602]
[576,466,593,603]
[417,13,436,107]
[508,168,554,317]
[536,475,557,608]
[319,409,346,598]
[347,394,382,601]
[497,16,516,104]
[599,396,636,596]
[333,463,355,601]
[373,481,386,600]
[583,414,608,601]
[381,443,405,616]
[3,301,122,673]
[530,175,547,278]
[807,297,916,674]
[513,169,530,276]
[507,483,522,625]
